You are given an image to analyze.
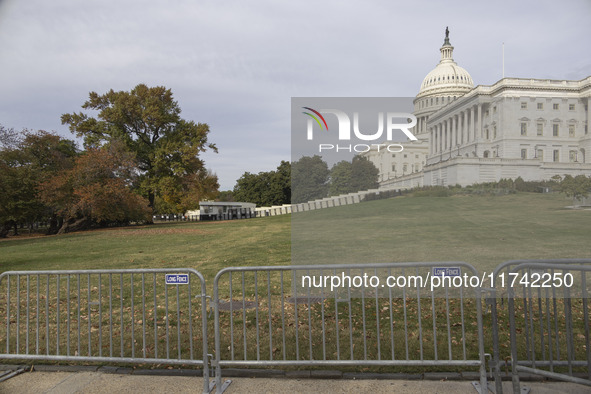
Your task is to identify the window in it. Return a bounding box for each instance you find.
[404,154,407,158]
[485,110,489,116]
[569,125,575,137]
[493,106,497,113]
[403,164,408,173]
[493,126,497,139]
[569,150,578,162]
[537,123,543,136]
[521,149,527,159]
[553,150,560,162]
[521,102,527,109]
[553,103,559,110]
[391,164,396,172]
[569,104,575,111]
[392,154,396,158]
[553,124,559,137]
[415,154,419,159]
[537,149,544,160]
[483,151,489,158]
[521,123,527,136]
[537,103,543,110]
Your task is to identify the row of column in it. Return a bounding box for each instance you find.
[430,103,484,155]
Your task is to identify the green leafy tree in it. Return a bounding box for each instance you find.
[329,160,353,196]
[558,174,591,206]
[61,84,218,213]
[329,156,378,196]
[0,129,77,237]
[291,155,329,203]
[233,161,291,206]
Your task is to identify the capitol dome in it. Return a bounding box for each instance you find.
[416,29,474,100]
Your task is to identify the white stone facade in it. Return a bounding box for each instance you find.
[367,30,591,188]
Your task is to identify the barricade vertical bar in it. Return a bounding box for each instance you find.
[347,270,355,360]
[431,286,438,361]
[523,285,530,364]
[306,269,312,360]
[142,273,146,359]
[445,287,452,360]
[176,282,181,360]
[153,273,157,359]
[130,273,134,358]
[537,286,545,362]
[46,275,50,355]
[347,269,353,360]
[67,275,70,356]
[508,283,521,393]
[564,281,573,376]
[242,272,247,360]
[545,286,553,373]
[361,274,367,360]
[552,275,560,360]
[77,274,80,357]
[121,274,125,357]
[16,275,20,354]
[36,274,40,355]
[320,269,326,361]
[87,274,91,356]
[254,271,260,361]
[332,268,341,360]
[26,276,30,354]
[187,274,193,361]
[165,275,169,359]
[6,275,10,354]
[475,289,487,394]
[98,274,102,357]
[229,272,234,360]
[374,268,381,361]
[527,274,535,368]
[267,271,273,361]
[280,271,286,361]
[109,274,113,357]
[489,288,503,394]
[56,274,60,355]
[199,273,209,394]
[402,269,409,360]
[388,268,395,360]
[292,270,299,360]
[416,268,423,361]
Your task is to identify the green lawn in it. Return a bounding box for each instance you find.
[1,192,589,280]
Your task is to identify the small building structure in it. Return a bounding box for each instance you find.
[196,201,256,220]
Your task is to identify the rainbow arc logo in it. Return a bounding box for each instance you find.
[302,107,328,131]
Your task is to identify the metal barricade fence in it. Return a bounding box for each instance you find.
[0,268,211,394]
[488,260,591,394]
[212,262,488,394]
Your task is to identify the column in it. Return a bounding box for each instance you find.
[477,103,483,141]
[463,110,468,145]
[470,106,475,143]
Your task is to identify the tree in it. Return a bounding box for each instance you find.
[291,155,329,203]
[0,129,77,237]
[39,145,151,234]
[558,174,591,206]
[233,161,291,206]
[329,156,378,196]
[61,84,218,212]
[329,160,353,196]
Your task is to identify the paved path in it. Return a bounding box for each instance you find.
[2,369,591,393]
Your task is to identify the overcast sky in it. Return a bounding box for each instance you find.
[1,0,590,189]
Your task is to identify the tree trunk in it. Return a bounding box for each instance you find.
[0,221,14,238]
[57,217,93,234]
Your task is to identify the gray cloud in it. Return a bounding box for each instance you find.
[0,0,589,189]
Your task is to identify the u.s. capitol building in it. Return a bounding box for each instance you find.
[362,29,591,188]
